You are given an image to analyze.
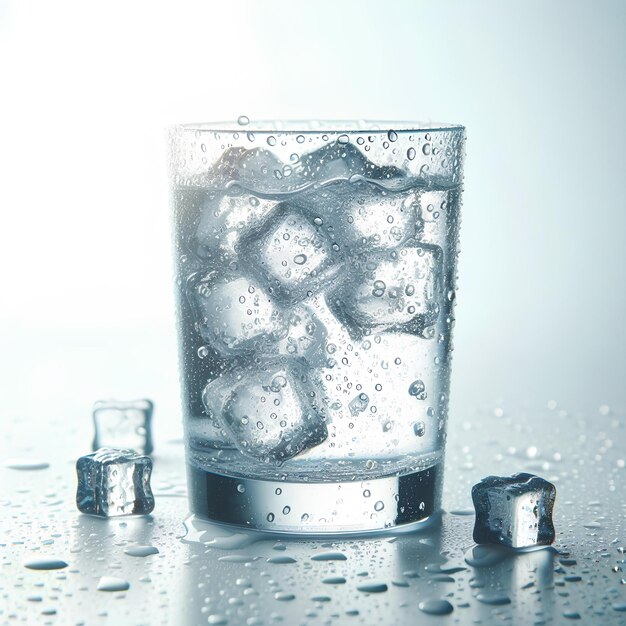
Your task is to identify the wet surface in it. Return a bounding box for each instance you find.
[1,401,625,625]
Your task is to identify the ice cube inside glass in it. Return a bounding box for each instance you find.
[169,121,465,533]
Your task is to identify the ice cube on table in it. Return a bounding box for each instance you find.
[241,205,343,304]
[76,448,154,517]
[194,191,279,261]
[329,242,443,337]
[190,271,286,355]
[92,399,153,455]
[472,473,557,548]
[299,181,422,254]
[201,359,327,462]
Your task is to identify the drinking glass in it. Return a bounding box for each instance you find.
[168,120,465,533]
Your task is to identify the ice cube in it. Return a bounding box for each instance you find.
[190,270,286,355]
[92,399,154,455]
[304,299,445,460]
[329,242,443,337]
[274,305,327,364]
[294,142,404,183]
[417,188,461,249]
[76,448,154,517]
[299,181,422,254]
[191,146,289,194]
[194,191,279,261]
[201,359,327,462]
[240,205,342,304]
[471,473,557,548]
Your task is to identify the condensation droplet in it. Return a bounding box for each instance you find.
[408,379,427,400]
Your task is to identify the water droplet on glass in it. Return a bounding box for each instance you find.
[413,421,426,437]
[237,115,250,126]
[409,380,427,400]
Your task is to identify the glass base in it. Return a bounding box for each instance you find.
[187,461,442,534]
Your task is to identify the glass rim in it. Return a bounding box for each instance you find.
[169,119,465,135]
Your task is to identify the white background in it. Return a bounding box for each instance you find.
[1,1,625,433]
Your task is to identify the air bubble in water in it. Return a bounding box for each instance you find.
[237,115,250,126]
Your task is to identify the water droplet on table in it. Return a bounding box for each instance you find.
[24,558,68,570]
[5,458,49,470]
[311,551,347,561]
[124,545,159,557]
[418,599,454,615]
[356,582,387,593]
[97,576,130,592]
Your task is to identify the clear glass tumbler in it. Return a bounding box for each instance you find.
[168,121,465,533]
